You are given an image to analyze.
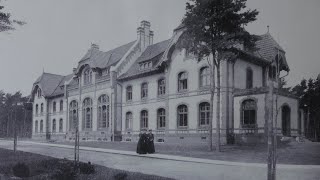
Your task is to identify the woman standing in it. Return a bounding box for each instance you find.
[147,129,155,154]
[136,129,147,154]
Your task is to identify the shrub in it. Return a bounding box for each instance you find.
[114,172,128,180]
[79,161,95,174]
[12,162,30,178]
[52,162,77,180]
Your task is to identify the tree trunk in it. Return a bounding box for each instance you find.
[267,81,275,180]
[216,61,221,152]
[6,114,9,137]
[208,60,216,151]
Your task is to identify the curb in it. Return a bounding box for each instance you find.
[2,140,320,170]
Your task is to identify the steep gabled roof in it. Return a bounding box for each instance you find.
[33,73,64,97]
[76,41,136,73]
[253,32,289,71]
[119,39,170,80]
[49,73,74,97]
[32,72,74,98]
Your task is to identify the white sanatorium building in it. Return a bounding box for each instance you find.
[30,21,303,144]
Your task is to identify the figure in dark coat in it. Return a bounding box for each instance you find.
[136,130,147,154]
[146,129,155,154]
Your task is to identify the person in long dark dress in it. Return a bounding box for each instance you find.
[136,130,147,154]
[146,129,155,154]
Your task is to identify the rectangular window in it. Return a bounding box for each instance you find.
[141,83,148,99]
[158,79,166,96]
[126,86,132,101]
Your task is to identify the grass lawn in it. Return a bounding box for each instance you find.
[50,139,320,165]
[0,148,174,180]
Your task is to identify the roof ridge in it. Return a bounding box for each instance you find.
[42,72,64,77]
[149,39,171,46]
[103,40,136,55]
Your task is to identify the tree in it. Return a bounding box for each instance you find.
[0,0,25,32]
[178,0,258,151]
[292,77,320,140]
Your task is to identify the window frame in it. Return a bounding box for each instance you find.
[60,100,63,112]
[199,66,210,88]
[126,86,132,101]
[35,104,38,114]
[52,119,56,133]
[241,99,257,128]
[177,104,188,128]
[140,110,148,129]
[199,102,210,127]
[178,72,188,92]
[125,112,133,130]
[98,94,109,129]
[82,98,93,130]
[59,118,63,132]
[157,108,166,129]
[158,78,166,96]
[53,101,56,113]
[141,82,148,99]
[69,100,78,130]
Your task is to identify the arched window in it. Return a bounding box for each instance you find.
[40,120,43,133]
[241,99,257,129]
[126,112,133,130]
[246,67,253,89]
[199,102,210,127]
[158,78,166,95]
[126,86,132,101]
[59,119,63,132]
[41,103,44,113]
[53,101,56,112]
[37,88,42,98]
[36,104,38,114]
[83,69,93,85]
[140,110,148,129]
[177,105,188,128]
[200,67,210,88]
[60,100,63,112]
[69,100,78,130]
[52,119,56,133]
[178,72,188,92]
[157,108,166,129]
[141,83,148,99]
[35,120,38,133]
[83,98,93,130]
[98,95,109,128]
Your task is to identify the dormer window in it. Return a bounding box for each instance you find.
[83,69,93,85]
[139,61,152,70]
[102,68,109,76]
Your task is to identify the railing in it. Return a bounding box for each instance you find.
[121,128,221,136]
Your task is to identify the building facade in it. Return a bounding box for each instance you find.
[30,21,302,144]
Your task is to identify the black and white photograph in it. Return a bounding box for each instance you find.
[0,0,319,179]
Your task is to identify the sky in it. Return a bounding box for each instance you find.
[0,0,319,96]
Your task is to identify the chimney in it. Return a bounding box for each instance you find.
[137,20,153,51]
[91,43,99,50]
